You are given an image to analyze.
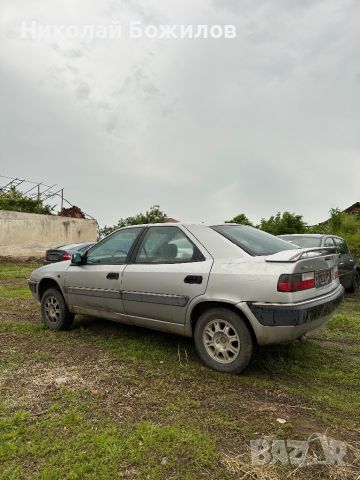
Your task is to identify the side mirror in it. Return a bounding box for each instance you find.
[71,253,83,265]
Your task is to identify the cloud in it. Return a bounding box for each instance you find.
[0,0,359,227]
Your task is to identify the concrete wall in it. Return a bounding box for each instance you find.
[0,210,98,257]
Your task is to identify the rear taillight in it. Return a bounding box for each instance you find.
[62,252,72,261]
[277,272,316,292]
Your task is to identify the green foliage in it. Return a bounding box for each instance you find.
[99,204,167,238]
[309,208,360,260]
[225,213,253,226]
[0,187,53,215]
[258,211,307,235]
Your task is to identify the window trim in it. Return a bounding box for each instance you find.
[84,227,145,266]
[333,236,349,255]
[131,226,205,265]
[323,237,335,248]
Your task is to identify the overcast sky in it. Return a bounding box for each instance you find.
[1,0,359,227]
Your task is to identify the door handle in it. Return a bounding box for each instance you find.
[106,272,119,280]
[184,275,203,284]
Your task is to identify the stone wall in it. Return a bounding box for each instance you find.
[0,210,97,257]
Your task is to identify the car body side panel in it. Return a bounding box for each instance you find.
[122,260,213,324]
[64,264,126,314]
[29,224,345,348]
[29,261,70,300]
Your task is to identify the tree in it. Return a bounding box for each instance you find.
[309,207,360,259]
[259,211,306,235]
[99,205,167,238]
[225,213,253,226]
[0,187,53,215]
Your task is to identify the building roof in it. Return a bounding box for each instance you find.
[343,202,360,214]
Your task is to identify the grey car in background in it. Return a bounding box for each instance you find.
[44,242,95,264]
[279,234,359,293]
[29,224,344,374]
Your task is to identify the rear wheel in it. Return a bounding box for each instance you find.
[194,308,253,374]
[41,288,74,330]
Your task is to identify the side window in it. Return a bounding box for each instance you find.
[78,244,93,253]
[86,228,142,264]
[334,238,349,255]
[135,227,204,264]
[324,237,335,247]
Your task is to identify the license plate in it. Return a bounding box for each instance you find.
[316,269,332,288]
[48,254,59,261]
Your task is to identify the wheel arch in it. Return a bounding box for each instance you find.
[189,301,257,345]
[38,278,63,301]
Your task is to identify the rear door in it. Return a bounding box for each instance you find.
[64,227,143,315]
[121,226,213,325]
[333,237,355,288]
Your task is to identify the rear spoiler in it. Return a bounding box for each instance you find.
[265,247,339,263]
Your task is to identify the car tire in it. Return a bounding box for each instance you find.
[41,288,74,330]
[348,271,360,294]
[194,307,253,374]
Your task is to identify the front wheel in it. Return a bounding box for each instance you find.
[194,308,253,374]
[41,288,74,330]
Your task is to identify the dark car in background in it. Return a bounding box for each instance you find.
[279,234,359,293]
[44,242,95,264]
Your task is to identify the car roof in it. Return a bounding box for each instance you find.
[279,233,347,241]
[119,223,252,228]
[56,242,94,249]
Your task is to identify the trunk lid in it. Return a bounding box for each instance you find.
[264,247,340,302]
[45,249,66,262]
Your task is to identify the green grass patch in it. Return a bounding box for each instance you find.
[0,392,218,480]
[1,262,360,479]
[0,284,31,299]
[0,321,44,334]
[0,263,41,280]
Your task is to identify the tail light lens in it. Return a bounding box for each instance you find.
[62,252,72,261]
[277,272,315,292]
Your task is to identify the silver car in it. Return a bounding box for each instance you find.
[29,224,344,373]
[278,234,359,293]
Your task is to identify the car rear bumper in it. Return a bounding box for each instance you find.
[239,285,344,345]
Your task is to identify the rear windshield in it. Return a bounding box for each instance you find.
[279,236,322,248]
[212,225,298,256]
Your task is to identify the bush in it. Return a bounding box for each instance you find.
[309,208,360,260]
[99,205,167,238]
[0,187,53,215]
[259,211,307,235]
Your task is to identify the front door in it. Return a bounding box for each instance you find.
[64,227,144,315]
[121,226,213,325]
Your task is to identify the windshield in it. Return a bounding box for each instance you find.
[212,225,298,256]
[279,236,322,248]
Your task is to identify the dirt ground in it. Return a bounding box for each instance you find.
[0,261,359,479]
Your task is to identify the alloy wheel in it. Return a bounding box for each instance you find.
[203,319,240,364]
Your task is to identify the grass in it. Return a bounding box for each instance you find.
[0,391,218,480]
[0,261,359,479]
